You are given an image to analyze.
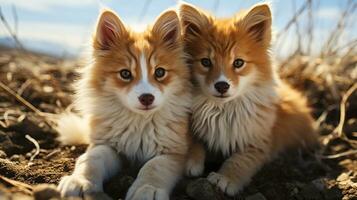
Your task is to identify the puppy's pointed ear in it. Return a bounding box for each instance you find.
[179,3,211,37]
[152,10,181,48]
[93,9,127,50]
[236,4,272,45]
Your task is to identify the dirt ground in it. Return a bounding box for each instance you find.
[0,49,356,200]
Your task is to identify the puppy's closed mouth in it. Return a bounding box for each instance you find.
[138,106,156,111]
[213,95,229,98]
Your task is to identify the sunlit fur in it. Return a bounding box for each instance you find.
[57,9,192,200]
[180,3,317,196]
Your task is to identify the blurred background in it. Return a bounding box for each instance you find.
[0,0,356,59]
[0,1,356,199]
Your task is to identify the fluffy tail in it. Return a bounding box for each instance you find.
[55,113,90,145]
[272,83,318,153]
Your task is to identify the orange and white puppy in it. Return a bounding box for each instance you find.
[180,3,316,196]
[57,9,192,200]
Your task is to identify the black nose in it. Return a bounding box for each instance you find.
[214,81,230,94]
[138,93,155,106]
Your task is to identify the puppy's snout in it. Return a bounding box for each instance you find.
[139,93,155,106]
[214,81,230,94]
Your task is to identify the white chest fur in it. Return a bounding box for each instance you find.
[94,115,184,162]
[79,88,191,163]
[191,86,278,156]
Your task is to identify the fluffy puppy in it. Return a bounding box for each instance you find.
[179,3,317,196]
[57,8,192,200]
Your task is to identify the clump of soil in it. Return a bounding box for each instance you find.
[0,49,356,200]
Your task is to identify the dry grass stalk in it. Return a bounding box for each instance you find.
[25,134,40,165]
[0,176,33,195]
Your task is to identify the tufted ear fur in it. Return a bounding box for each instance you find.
[179,3,211,38]
[152,10,181,47]
[93,9,127,50]
[235,4,272,45]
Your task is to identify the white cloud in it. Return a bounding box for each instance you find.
[2,21,92,50]
[0,20,151,55]
[0,0,97,12]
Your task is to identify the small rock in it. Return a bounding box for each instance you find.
[33,184,60,200]
[0,150,7,158]
[348,187,356,195]
[186,178,219,200]
[42,85,54,93]
[25,152,32,159]
[10,154,20,162]
[337,173,350,182]
[245,193,267,200]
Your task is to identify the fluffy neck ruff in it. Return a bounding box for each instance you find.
[191,80,279,156]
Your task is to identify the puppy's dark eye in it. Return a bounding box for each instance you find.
[119,69,132,80]
[155,67,166,78]
[233,58,245,69]
[200,58,212,68]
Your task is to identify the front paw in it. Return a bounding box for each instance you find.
[126,184,169,200]
[185,158,204,177]
[207,172,241,196]
[57,175,102,197]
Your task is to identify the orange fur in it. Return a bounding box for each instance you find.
[272,83,317,152]
[90,12,189,95]
[180,3,317,196]
[181,4,273,88]
[57,9,193,199]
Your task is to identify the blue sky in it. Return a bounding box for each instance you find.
[0,0,355,58]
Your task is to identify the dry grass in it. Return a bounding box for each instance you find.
[274,0,357,160]
[0,1,356,199]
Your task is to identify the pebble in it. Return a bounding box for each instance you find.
[10,154,20,162]
[0,150,7,158]
[186,178,219,200]
[42,86,54,93]
[25,152,32,159]
[337,173,350,182]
